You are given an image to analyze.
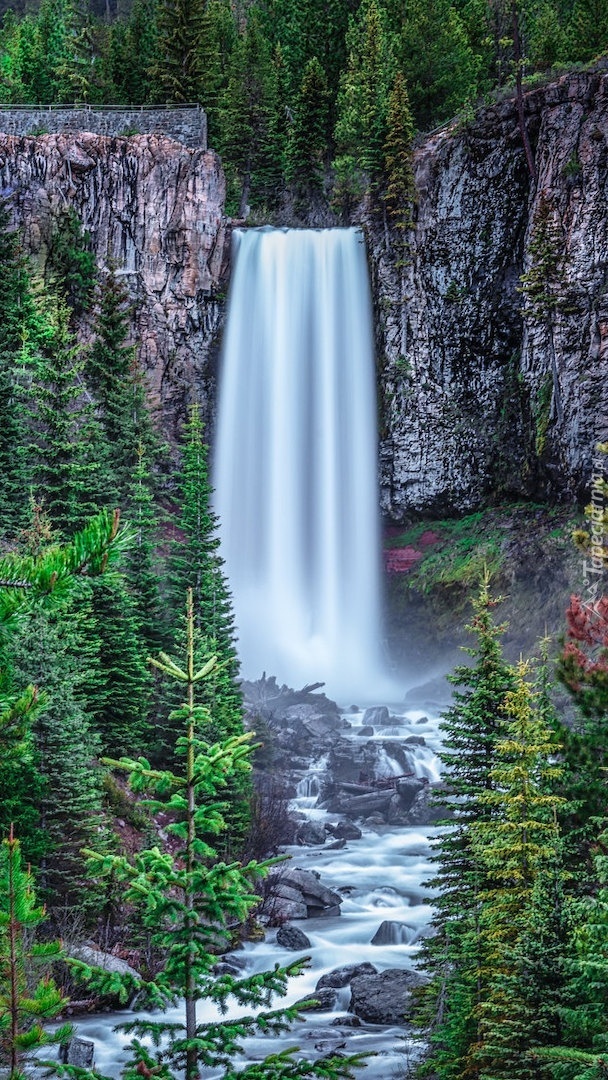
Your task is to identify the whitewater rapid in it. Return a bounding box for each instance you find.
[67,704,444,1079]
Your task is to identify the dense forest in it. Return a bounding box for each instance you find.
[0,0,606,213]
[0,0,607,1077]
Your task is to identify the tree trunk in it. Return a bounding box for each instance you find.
[8,828,19,1079]
[185,589,198,1080]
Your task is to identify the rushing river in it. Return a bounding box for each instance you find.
[69,701,445,1079]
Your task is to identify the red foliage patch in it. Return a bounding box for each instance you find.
[418,530,441,548]
[384,546,424,574]
[559,593,608,713]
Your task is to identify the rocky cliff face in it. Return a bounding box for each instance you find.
[369,67,608,520]
[2,74,607,516]
[0,131,227,439]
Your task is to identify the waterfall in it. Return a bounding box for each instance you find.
[214,227,391,701]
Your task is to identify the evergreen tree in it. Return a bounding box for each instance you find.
[568,0,608,62]
[11,598,104,911]
[125,443,166,657]
[87,265,157,510]
[334,0,396,190]
[169,404,241,744]
[286,56,330,195]
[0,13,27,104]
[219,14,283,214]
[83,572,151,758]
[26,297,105,537]
[418,578,518,1080]
[0,508,127,635]
[47,207,97,317]
[466,662,568,1078]
[531,827,608,1079]
[152,0,205,103]
[383,70,416,233]
[254,0,354,116]
[0,829,71,1079]
[0,508,127,868]
[0,200,36,539]
[198,0,235,143]
[0,684,47,870]
[56,1,114,104]
[164,405,248,849]
[82,590,366,1080]
[527,0,571,69]
[109,0,158,105]
[16,0,76,104]
[398,0,479,130]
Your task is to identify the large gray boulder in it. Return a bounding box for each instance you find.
[296,820,327,846]
[370,921,415,945]
[316,962,377,990]
[395,777,426,807]
[348,968,426,1024]
[262,867,343,920]
[362,706,390,726]
[276,925,312,950]
[326,820,363,841]
[59,1038,95,1069]
[70,945,140,980]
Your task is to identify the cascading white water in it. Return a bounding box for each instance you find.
[214,227,391,700]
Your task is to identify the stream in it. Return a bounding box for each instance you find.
[68,698,445,1079]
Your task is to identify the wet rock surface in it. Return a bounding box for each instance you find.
[316,963,378,989]
[368,65,608,518]
[0,131,227,442]
[348,968,427,1024]
[276,925,312,950]
[244,677,441,831]
[262,866,343,921]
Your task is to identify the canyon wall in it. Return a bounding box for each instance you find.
[0,130,226,439]
[370,66,608,520]
[1,70,607,515]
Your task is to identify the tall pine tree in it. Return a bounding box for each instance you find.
[334,0,397,189]
[82,590,366,1080]
[152,0,205,103]
[418,578,518,1080]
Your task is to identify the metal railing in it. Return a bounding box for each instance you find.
[0,102,202,112]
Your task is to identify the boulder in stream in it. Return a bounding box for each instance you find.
[362,706,390,726]
[70,945,140,980]
[295,987,339,1011]
[395,777,426,807]
[316,962,377,989]
[276,925,312,950]
[262,866,343,921]
[296,820,327,846]
[326,820,362,840]
[59,1037,95,1069]
[348,968,426,1024]
[371,920,415,945]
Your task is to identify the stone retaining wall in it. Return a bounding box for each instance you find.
[0,105,206,148]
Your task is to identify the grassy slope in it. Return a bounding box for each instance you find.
[384,502,584,675]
